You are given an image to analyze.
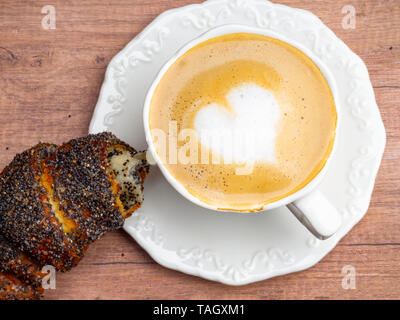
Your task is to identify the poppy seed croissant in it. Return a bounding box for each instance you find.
[0,132,149,299]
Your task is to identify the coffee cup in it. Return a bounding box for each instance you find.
[143,24,342,240]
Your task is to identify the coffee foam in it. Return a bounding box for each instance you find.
[194,83,280,164]
[149,33,337,210]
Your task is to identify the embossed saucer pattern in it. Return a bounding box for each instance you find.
[89,0,386,285]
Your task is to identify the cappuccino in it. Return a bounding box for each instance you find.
[149,33,337,210]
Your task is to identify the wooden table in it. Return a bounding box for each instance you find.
[0,0,399,300]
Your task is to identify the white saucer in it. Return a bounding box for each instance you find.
[89,0,386,285]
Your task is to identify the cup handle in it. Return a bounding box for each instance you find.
[287,190,342,240]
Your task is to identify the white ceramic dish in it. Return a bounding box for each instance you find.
[89,0,386,285]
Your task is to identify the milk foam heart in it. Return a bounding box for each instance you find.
[194,83,280,164]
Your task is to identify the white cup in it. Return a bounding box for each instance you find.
[143,24,342,240]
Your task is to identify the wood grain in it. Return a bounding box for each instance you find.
[0,0,399,300]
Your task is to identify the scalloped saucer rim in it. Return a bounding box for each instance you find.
[89,0,386,285]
